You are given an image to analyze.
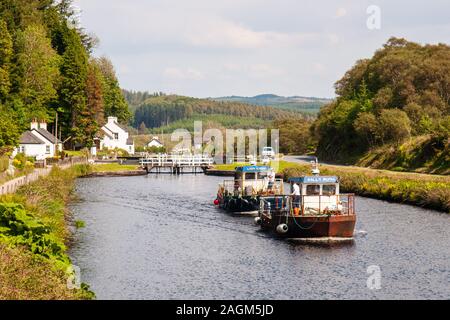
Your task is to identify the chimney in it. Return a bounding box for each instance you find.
[30,119,39,130]
[39,121,47,131]
[108,116,118,124]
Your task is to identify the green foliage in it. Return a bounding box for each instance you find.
[0,155,8,172]
[211,94,330,115]
[15,24,60,120]
[134,95,303,129]
[273,119,313,154]
[95,57,130,123]
[0,2,129,151]
[0,105,19,148]
[0,203,68,265]
[74,220,85,229]
[315,38,450,162]
[0,19,13,101]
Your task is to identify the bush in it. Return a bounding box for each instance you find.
[0,203,68,265]
[0,156,8,173]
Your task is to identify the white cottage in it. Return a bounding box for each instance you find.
[17,121,63,160]
[147,136,164,148]
[96,116,134,154]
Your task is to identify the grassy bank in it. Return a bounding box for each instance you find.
[213,161,450,213]
[357,135,449,175]
[0,164,94,299]
[91,163,140,172]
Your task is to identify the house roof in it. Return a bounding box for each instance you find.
[20,131,45,145]
[99,127,114,139]
[115,121,129,132]
[33,128,62,144]
[126,137,134,145]
[103,124,117,135]
[148,138,163,145]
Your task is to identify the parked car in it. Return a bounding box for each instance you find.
[262,147,275,158]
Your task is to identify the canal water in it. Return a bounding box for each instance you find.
[69,175,449,300]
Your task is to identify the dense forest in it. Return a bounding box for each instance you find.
[0,0,130,151]
[313,38,449,170]
[133,94,304,130]
[214,94,331,115]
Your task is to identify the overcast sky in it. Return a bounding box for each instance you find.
[73,0,450,98]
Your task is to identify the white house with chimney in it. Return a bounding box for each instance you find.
[17,120,63,160]
[96,116,134,154]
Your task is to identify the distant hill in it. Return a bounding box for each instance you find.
[132,94,305,131]
[212,94,333,114]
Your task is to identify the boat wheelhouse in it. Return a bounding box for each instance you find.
[255,173,356,240]
[215,165,284,215]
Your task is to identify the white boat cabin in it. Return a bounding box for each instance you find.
[289,176,341,214]
[221,165,283,196]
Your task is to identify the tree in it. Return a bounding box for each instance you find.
[0,105,19,149]
[95,57,130,123]
[15,24,60,120]
[0,19,13,102]
[354,112,378,146]
[378,109,411,145]
[58,27,88,145]
[138,121,147,134]
[274,119,312,154]
[81,59,105,147]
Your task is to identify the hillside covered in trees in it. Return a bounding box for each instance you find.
[133,94,305,131]
[0,0,130,151]
[213,94,331,115]
[313,38,449,173]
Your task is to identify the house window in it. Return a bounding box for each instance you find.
[46,145,51,154]
[114,133,119,139]
[20,146,25,153]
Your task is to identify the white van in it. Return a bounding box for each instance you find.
[262,147,275,158]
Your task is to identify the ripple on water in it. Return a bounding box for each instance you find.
[69,175,450,300]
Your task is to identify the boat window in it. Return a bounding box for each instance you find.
[306,185,320,196]
[257,172,268,179]
[246,173,256,180]
[322,184,336,196]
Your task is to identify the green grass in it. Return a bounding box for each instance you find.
[64,150,85,157]
[357,135,449,175]
[0,165,94,299]
[212,160,292,173]
[90,163,140,172]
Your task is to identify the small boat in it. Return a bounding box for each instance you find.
[255,163,356,240]
[215,165,284,215]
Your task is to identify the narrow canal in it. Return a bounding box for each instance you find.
[69,175,449,300]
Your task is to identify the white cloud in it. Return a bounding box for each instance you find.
[185,17,312,49]
[74,0,450,98]
[163,67,205,80]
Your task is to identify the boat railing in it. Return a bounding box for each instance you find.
[222,179,284,196]
[259,194,355,216]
